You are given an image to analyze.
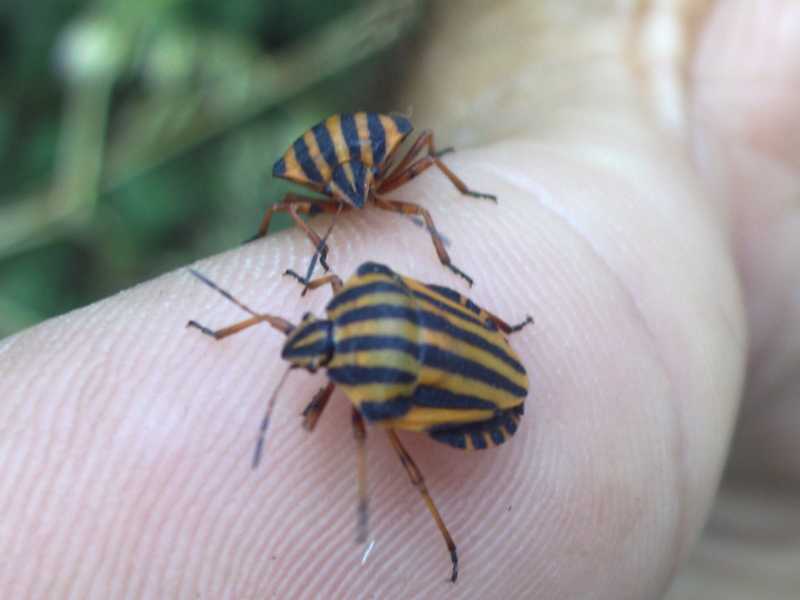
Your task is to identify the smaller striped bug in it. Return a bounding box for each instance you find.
[187,262,532,583]
[251,113,496,286]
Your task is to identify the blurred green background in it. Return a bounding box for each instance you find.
[0,0,423,337]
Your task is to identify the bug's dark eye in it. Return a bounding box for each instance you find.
[302,312,312,321]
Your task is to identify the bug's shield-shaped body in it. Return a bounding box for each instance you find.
[189,261,529,583]
[272,113,413,207]
[323,262,527,450]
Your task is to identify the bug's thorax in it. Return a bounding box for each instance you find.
[281,313,334,372]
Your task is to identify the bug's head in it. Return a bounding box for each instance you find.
[281,312,334,372]
[326,161,373,208]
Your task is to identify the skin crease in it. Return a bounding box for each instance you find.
[0,1,799,598]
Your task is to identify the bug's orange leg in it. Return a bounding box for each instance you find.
[247,193,346,271]
[382,130,452,181]
[432,146,454,158]
[301,381,336,432]
[283,271,344,296]
[186,269,295,337]
[250,192,340,239]
[279,203,332,272]
[373,196,473,286]
[379,130,497,202]
[187,315,292,340]
[386,429,458,583]
[381,128,432,180]
[381,155,497,203]
[352,408,369,544]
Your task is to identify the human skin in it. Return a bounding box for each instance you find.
[1,1,799,598]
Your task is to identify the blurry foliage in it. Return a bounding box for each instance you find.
[0,0,423,337]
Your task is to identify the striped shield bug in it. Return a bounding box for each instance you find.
[187,262,532,583]
[250,113,497,286]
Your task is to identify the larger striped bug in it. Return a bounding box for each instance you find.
[187,262,532,583]
[251,113,497,286]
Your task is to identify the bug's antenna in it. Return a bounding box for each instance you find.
[302,204,344,295]
[189,268,260,318]
[252,366,293,469]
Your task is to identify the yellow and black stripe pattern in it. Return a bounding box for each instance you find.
[280,262,528,451]
[272,113,413,208]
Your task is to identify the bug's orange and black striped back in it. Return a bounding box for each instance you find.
[188,260,529,584]
[272,113,413,207]
[323,262,527,450]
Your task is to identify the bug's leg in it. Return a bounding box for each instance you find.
[386,429,458,583]
[379,130,496,202]
[373,197,473,286]
[187,315,289,340]
[186,269,295,338]
[297,201,346,285]
[250,192,339,239]
[382,129,452,182]
[432,146,454,158]
[281,202,335,273]
[481,311,535,335]
[247,194,344,270]
[301,381,336,432]
[283,271,344,296]
[352,408,369,543]
[381,129,431,181]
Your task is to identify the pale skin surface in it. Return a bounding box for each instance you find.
[1,1,799,598]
